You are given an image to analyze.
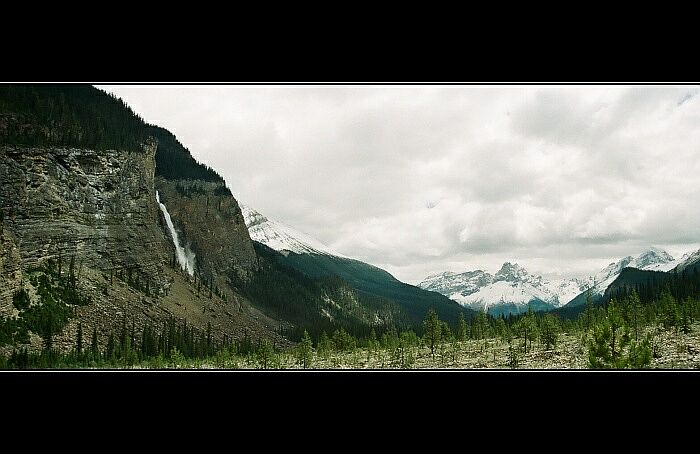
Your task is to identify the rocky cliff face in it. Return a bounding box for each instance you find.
[0,229,22,316]
[0,139,170,306]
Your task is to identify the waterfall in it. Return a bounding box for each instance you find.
[156,190,195,276]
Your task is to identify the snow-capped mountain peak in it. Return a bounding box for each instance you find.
[494,262,532,283]
[632,247,675,270]
[240,203,345,257]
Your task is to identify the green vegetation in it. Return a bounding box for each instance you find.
[3,289,699,369]
[0,259,91,349]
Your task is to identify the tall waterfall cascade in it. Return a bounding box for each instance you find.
[156,191,195,276]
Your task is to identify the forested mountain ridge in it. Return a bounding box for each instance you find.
[242,204,474,325]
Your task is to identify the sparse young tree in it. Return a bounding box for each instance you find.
[513,307,537,353]
[257,339,274,370]
[588,299,631,368]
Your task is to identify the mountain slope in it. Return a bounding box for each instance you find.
[241,204,473,324]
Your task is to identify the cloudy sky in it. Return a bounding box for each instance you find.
[98,85,700,284]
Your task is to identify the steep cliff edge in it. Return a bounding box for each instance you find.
[0,140,170,301]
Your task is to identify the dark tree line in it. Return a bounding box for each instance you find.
[0,84,225,183]
[0,84,148,151]
[149,125,224,182]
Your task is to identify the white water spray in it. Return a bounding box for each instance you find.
[156,190,195,276]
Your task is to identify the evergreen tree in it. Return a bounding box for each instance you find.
[513,307,537,353]
[106,332,115,359]
[69,255,76,287]
[584,286,594,331]
[457,312,467,342]
[43,311,54,351]
[318,331,333,359]
[495,318,508,344]
[540,314,559,350]
[608,299,626,360]
[588,299,632,368]
[257,339,274,369]
[628,289,643,341]
[206,322,212,354]
[660,290,679,330]
[423,309,442,359]
[297,330,313,369]
[627,334,653,369]
[680,298,692,335]
[91,326,98,355]
[474,310,490,343]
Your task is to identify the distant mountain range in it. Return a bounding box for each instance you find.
[419,247,700,316]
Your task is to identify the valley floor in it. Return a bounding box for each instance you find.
[124,322,700,370]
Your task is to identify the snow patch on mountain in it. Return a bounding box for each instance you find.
[421,262,578,314]
[455,280,550,312]
[672,248,700,272]
[420,270,493,298]
[240,203,346,257]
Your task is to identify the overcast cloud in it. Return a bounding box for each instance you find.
[98,85,700,283]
